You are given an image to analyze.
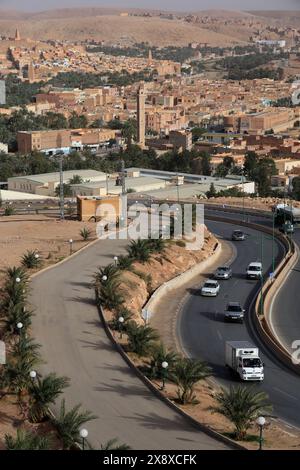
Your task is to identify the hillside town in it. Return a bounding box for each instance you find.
[2,4,300,459]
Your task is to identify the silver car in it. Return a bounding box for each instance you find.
[224,302,245,323]
[201,280,220,297]
[232,230,245,241]
[214,266,232,280]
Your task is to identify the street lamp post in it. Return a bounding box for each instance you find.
[16,322,23,338]
[113,256,119,267]
[257,416,266,450]
[118,316,125,339]
[79,428,88,451]
[29,370,37,380]
[69,239,73,255]
[102,275,108,283]
[161,361,169,390]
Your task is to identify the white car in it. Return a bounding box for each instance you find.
[201,280,220,297]
[246,262,262,280]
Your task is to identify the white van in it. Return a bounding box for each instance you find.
[246,262,262,280]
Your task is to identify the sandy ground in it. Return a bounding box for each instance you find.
[0,215,97,283]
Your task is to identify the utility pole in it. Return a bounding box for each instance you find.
[59,154,64,220]
[121,159,126,195]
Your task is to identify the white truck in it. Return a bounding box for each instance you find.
[225,341,264,381]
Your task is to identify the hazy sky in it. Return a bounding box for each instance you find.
[0,0,299,12]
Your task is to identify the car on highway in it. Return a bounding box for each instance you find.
[232,230,245,241]
[224,302,245,323]
[279,220,294,235]
[246,262,262,280]
[201,280,220,297]
[214,266,232,280]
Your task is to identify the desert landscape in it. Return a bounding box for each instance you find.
[0,7,298,46]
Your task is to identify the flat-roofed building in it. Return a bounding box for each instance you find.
[17,128,117,154]
[8,169,107,197]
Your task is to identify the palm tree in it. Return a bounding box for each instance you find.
[211,385,272,441]
[1,356,40,402]
[5,429,51,450]
[94,263,120,288]
[97,280,124,311]
[99,438,131,450]
[28,373,70,423]
[110,306,133,330]
[21,250,41,269]
[3,304,33,336]
[1,281,27,315]
[52,399,97,450]
[117,255,133,271]
[80,227,92,241]
[6,266,28,283]
[12,336,42,365]
[148,343,179,379]
[171,358,211,404]
[148,236,166,254]
[126,321,159,356]
[126,239,151,263]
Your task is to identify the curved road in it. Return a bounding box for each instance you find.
[180,219,300,428]
[30,238,230,450]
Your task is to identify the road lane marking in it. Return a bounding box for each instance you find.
[217,330,222,341]
[273,387,298,401]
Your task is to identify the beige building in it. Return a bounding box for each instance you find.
[8,170,107,197]
[17,128,117,154]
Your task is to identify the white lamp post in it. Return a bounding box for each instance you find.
[80,428,88,450]
[15,277,21,284]
[29,370,37,380]
[102,275,108,282]
[161,361,169,390]
[257,416,266,450]
[113,256,119,266]
[118,316,125,339]
[69,239,73,255]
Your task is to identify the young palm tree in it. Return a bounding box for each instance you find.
[148,343,179,380]
[97,280,124,311]
[211,385,272,441]
[12,336,42,365]
[99,438,131,450]
[117,255,133,271]
[1,282,27,315]
[126,239,151,263]
[1,356,40,402]
[28,373,70,423]
[3,304,33,337]
[6,266,28,283]
[21,250,41,269]
[110,306,133,330]
[80,227,92,241]
[171,358,211,404]
[52,399,97,450]
[147,236,166,254]
[94,263,120,288]
[126,321,159,356]
[5,429,51,450]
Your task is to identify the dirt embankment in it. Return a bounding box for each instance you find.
[106,226,217,323]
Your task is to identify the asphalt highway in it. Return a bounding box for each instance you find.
[179,218,300,428]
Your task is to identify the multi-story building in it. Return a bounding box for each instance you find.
[17,128,117,155]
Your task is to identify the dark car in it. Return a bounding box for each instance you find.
[224,302,245,323]
[232,230,245,241]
